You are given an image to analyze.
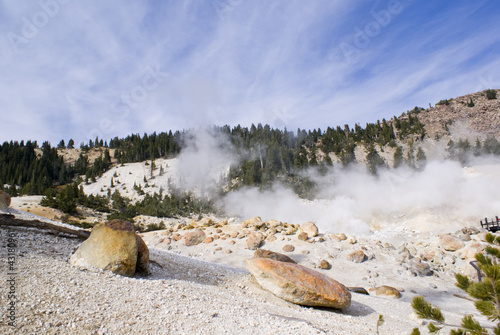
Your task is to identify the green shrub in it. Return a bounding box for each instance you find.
[486,89,497,100]
[411,232,500,334]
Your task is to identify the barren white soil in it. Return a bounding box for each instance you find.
[0,205,495,334]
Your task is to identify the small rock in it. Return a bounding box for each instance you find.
[172,233,182,241]
[282,244,295,252]
[319,259,331,270]
[347,250,366,263]
[408,260,433,277]
[230,231,239,238]
[247,233,264,250]
[230,240,236,245]
[368,286,401,299]
[347,236,357,244]
[297,232,308,241]
[185,229,206,246]
[204,236,214,244]
[301,222,319,238]
[225,249,232,254]
[266,234,277,242]
[440,235,465,251]
[302,250,310,254]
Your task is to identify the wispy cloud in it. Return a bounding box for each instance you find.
[0,0,498,144]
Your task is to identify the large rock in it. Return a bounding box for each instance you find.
[184,229,206,246]
[253,249,296,263]
[0,190,11,210]
[69,220,142,277]
[301,222,319,238]
[439,235,465,251]
[246,257,351,309]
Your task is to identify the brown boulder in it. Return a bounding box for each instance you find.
[184,229,206,246]
[246,258,351,308]
[282,244,295,252]
[69,220,139,277]
[0,190,11,210]
[253,249,296,263]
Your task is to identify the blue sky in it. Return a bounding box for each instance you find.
[0,0,499,145]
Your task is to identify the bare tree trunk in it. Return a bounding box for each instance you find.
[0,214,90,239]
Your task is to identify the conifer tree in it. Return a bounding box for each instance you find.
[412,232,500,334]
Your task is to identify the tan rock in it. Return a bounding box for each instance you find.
[69,220,138,277]
[457,242,486,260]
[204,236,214,244]
[301,222,319,238]
[297,232,308,241]
[348,250,366,263]
[253,249,296,263]
[198,217,213,227]
[368,286,401,299]
[319,259,331,270]
[0,190,11,210]
[246,258,351,308]
[337,233,347,241]
[282,244,295,252]
[266,234,277,242]
[172,233,182,241]
[440,235,465,251]
[185,229,206,246]
[230,231,239,238]
[247,232,264,250]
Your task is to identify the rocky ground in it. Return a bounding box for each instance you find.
[0,202,496,334]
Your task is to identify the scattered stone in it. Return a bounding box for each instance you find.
[301,222,319,238]
[347,250,366,263]
[246,258,351,308]
[297,232,308,241]
[172,233,182,241]
[408,260,433,277]
[162,238,171,245]
[247,233,264,250]
[173,223,185,231]
[204,236,214,244]
[198,217,213,227]
[253,249,296,263]
[266,234,277,242]
[440,235,465,251]
[230,231,239,238]
[0,190,11,210]
[282,244,295,252]
[215,247,222,251]
[225,249,232,254]
[329,235,341,243]
[230,240,236,245]
[337,233,347,241]
[319,259,331,270]
[302,250,310,254]
[368,286,401,299]
[215,228,223,234]
[457,242,485,260]
[185,229,206,246]
[347,236,357,244]
[69,220,141,277]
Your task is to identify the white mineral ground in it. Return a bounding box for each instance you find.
[0,202,495,335]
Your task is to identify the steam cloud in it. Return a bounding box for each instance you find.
[176,128,500,236]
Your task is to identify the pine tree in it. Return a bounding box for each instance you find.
[393,146,404,168]
[412,232,500,334]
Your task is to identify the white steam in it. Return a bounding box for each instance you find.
[173,127,237,195]
[221,160,500,236]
